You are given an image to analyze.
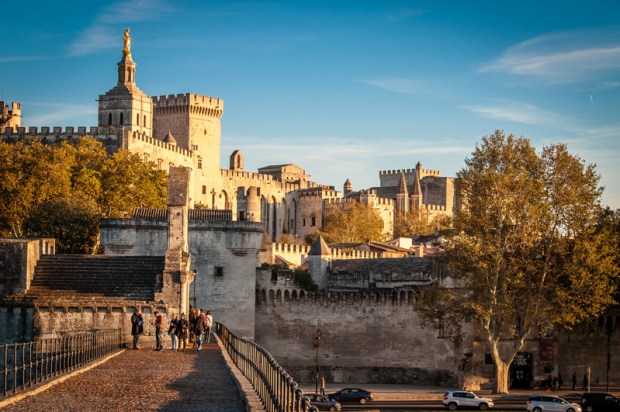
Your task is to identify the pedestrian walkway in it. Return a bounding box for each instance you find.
[3,342,246,412]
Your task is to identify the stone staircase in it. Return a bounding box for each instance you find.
[27,255,165,303]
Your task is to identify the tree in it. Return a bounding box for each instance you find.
[319,202,385,244]
[419,131,618,393]
[24,197,101,254]
[394,210,451,237]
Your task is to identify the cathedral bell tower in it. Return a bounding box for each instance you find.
[98,28,153,137]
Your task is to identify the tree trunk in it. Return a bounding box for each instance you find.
[494,360,510,394]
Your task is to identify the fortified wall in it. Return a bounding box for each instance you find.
[254,277,469,385]
[260,242,379,267]
[100,213,264,339]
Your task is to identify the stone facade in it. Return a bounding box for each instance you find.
[0,101,21,133]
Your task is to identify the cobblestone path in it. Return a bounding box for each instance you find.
[4,342,246,412]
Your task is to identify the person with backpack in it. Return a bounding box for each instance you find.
[175,313,189,351]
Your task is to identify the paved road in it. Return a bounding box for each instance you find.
[3,343,246,412]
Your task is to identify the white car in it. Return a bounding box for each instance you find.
[442,390,494,410]
[527,395,582,412]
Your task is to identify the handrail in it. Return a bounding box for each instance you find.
[1,329,122,397]
[216,323,318,412]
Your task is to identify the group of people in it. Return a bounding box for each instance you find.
[130,307,213,351]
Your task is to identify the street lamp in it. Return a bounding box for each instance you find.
[313,319,322,393]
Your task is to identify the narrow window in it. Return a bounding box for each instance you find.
[202,185,207,195]
[157,159,163,170]
[108,113,112,126]
[215,267,224,277]
[143,115,147,127]
[198,158,202,169]
[311,215,316,227]
[239,211,245,221]
[302,217,306,227]
[120,112,124,125]
[136,113,140,125]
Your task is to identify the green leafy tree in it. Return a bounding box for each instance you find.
[24,197,101,254]
[319,202,385,243]
[418,131,618,393]
[0,139,167,252]
[394,210,451,237]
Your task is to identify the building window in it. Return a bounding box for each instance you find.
[239,211,245,221]
[197,158,202,169]
[311,215,316,227]
[136,113,140,125]
[108,113,112,126]
[143,153,149,162]
[120,112,124,125]
[202,185,207,195]
[144,115,147,127]
[157,159,163,170]
[302,217,306,227]
[215,267,224,277]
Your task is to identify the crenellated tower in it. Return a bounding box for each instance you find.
[98,29,153,137]
[0,101,21,133]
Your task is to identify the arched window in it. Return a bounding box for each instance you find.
[144,115,147,127]
[136,113,140,125]
[108,113,112,125]
[120,112,124,125]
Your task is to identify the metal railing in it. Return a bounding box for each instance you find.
[1,329,122,397]
[216,323,317,412]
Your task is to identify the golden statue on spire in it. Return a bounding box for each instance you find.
[123,28,132,59]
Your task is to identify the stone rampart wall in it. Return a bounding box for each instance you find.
[0,239,55,298]
[255,287,469,385]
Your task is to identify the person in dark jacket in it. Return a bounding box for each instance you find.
[175,313,189,351]
[154,310,165,351]
[168,314,179,350]
[131,308,144,349]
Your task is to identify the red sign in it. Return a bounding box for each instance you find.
[539,340,554,361]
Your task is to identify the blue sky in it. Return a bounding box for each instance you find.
[2,0,620,208]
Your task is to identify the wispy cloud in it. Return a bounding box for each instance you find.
[462,99,577,130]
[481,28,620,83]
[358,77,423,94]
[0,55,50,63]
[67,0,174,56]
[386,8,426,22]
[24,102,97,126]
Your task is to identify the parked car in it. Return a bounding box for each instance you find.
[442,390,494,410]
[328,388,374,404]
[527,395,582,412]
[581,393,620,412]
[305,393,341,411]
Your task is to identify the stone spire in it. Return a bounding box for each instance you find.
[396,169,409,214]
[309,235,331,256]
[411,162,423,210]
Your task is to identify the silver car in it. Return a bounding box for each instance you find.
[442,390,494,410]
[527,395,583,412]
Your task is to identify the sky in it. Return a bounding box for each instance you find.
[2,0,620,208]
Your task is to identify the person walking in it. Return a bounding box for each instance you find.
[204,310,213,343]
[552,376,559,393]
[195,309,205,351]
[189,307,197,349]
[168,313,179,351]
[154,310,164,351]
[582,372,588,391]
[572,371,577,391]
[175,313,189,351]
[320,376,326,396]
[130,308,144,349]
[558,373,563,392]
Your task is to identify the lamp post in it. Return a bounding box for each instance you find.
[313,319,322,393]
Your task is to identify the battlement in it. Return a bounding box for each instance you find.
[298,188,340,199]
[379,168,441,177]
[256,287,418,307]
[1,101,21,115]
[267,242,379,266]
[221,168,275,183]
[152,93,223,119]
[324,197,357,206]
[1,126,94,137]
[129,130,193,157]
[422,204,447,212]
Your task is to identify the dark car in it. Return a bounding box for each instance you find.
[305,393,342,411]
[581,393,620,412]
[328,388,374,404]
